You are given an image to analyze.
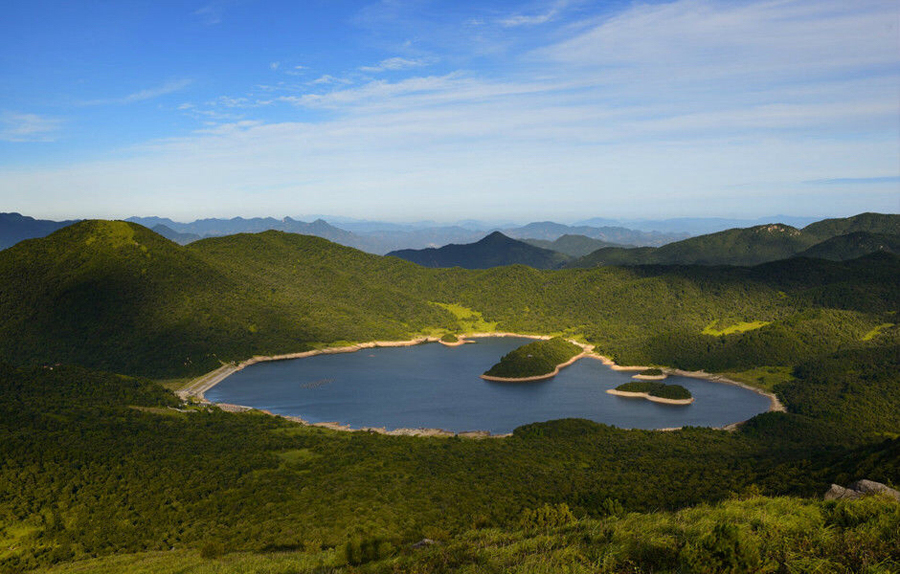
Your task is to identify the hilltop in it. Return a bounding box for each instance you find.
[570,213,900,267]
[387,231,570,269]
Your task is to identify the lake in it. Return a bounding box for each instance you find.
[206,336,772,434]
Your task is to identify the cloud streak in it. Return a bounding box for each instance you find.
[82,79,193,106]
[0,112,62,142]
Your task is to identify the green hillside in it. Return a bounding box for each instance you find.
[803,212,900,240]
[569,213,900,268]
[571,224,817,267]
[387,231,571,269]
[796,231,900,261]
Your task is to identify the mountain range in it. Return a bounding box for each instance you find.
[387,231,570,269]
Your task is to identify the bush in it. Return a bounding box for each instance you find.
[519,503,576,531]
[680,522,760,574]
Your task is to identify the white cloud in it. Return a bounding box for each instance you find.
[359,57,430,72]
[0,112,62,142]
[83,79,193,106]
[269,62,280,70]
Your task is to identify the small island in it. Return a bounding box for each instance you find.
[607,381,694,405]
[439,333,470,347]
[481,337,583,382]
[632,367,667,381]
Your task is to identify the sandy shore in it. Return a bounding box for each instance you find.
[439,336,473,347]
[606,389,694,405]
[631,374,668,381]
[180,332,784,436]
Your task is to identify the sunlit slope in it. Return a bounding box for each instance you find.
[569,213,900,268]
[0,222,450,377]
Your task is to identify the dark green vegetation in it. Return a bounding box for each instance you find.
[639,368,664,376]
[440,333,458,343]
[0,219,898,572]
[615,381,692,400]
[387,231,571,269]
[570,213,900,268]
[797,231,900,261]
[482,337,582,378]
[522,234,623,257]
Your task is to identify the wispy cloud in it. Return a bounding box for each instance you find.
[499,0,570,27]
[805,176,900,185]
[0,112,62,142]
[360,57,430,73]
[194,3,223,25]
[83,79,193,106]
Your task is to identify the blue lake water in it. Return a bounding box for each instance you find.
[206,337,772,434]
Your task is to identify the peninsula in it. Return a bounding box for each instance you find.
[607,381,694,405]
[481,337,584,382]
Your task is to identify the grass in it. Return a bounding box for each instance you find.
[702,320,771,336]
[431,302,498,333]
[153,378,193,391]
[34,496,900,574]
[862,323,895,341]
[722,366,794,392]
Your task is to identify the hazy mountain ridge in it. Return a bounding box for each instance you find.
[0,212,80,250]
[387,231,570,269]
[522,234,625,257]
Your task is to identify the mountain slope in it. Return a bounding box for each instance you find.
[570,224,817,267]
[387,231,570,269]
[803,212,899,240]
[0,221,449,377]
[796,231,900,261]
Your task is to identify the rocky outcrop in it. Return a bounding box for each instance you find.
[824,480,900,501]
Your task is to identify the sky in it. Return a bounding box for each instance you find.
[1,0,898,223]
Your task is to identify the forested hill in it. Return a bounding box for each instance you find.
[0,220,897,382]
[569,213,900,268]
[387,231,570,269]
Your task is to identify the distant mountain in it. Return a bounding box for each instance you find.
[523,234,625,257]
[569,213,900,268]
[795,232,900,261]
[151,224,201,245]
[0,212,78,250]
[387,231,570,269]
[127,216,358,247]
[571,224,815,267]
[803,213,900,240]
[575,215,824,235]
[503,222,686,246]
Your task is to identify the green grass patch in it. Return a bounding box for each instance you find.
[702,320,771,336]
[275,448,320,465]
[432,302,498,333]
[862,323,894,341]
[723,366,794,392]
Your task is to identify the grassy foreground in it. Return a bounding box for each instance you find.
[36,496,900,574]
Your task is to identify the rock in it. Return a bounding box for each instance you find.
[411,538,436,549]
[847,479,900,501]
[825,480,900,501]
[824,484,858,500]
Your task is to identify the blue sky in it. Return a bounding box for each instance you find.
[1,0,898,222]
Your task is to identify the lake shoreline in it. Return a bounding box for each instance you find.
[179,332,783,436]
[605,389,694,405]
